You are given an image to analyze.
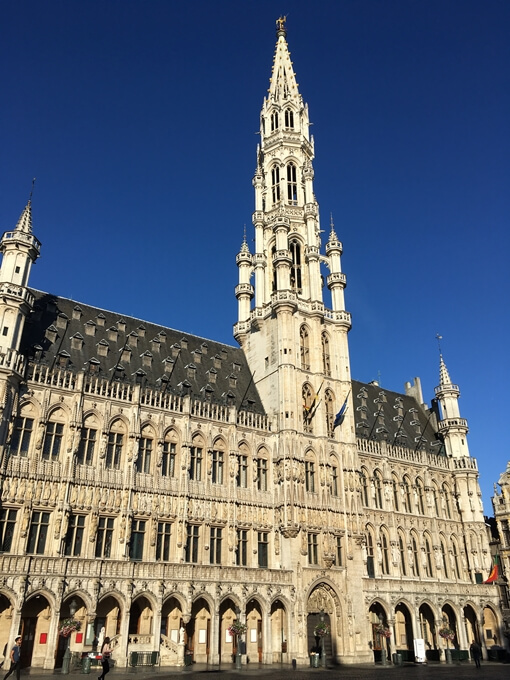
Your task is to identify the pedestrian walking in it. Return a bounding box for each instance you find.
[470,640,482,668]
[3,637,21,680]
[98,637,111,680]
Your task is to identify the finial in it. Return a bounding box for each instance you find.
[29,177,36,202]
[436,333,442,356]
[276,16,287,38]
[243,224,247,244]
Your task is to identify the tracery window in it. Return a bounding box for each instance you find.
[452,539,461,579]
[411,533,420,577]
[284,107,294,128]
[392,474,400,511]
[137,426,154,474]
[398,531,407,576]
[271,166,281,204]
[189,436,203,481]
[106,419,125,470]
[381,530,390,575]
[321,331,331,376]
[211,441,225,484]
[432,482,440,516]
[403,475,412,512]
[330,456,339,496]
[42,410,65,462]
[424,534,433,577]
[287,162,297,204]
[289,239,302,291]
[256,449,268,491]
[161,431,178,477]
[270,110,279,131]
[366,528,375,578]
[236,444,249,488]
[77,416,98,466]
[441,537,449,577]
[443,483,452,519]
[305,453,316,493]
[360,468,369,506]
[10,412,34,457]
[300,325,310,371]
[325,389,335,438]
[416,478,425,514]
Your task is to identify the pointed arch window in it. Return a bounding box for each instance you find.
[424,535,433,577]
[325,389,335,438]
[300,325,310,371]
[271,245,277,292]
[321,331,331,376]
[287,162,297,204]
[271,166,281,204]
[398,531,407,576]
[284,108,294,129]
[162,431,178,477]
[403,475,412,512]
[416,478,425,514]
[137,426,154,474]
[452,540,461,579]
[237,443,249,488]
[441,538,450,577]
[374,470,383,509]
[305,452,316,493]
[211,439,225,485]
[271,110,279,131]
[42,410,66,462]
[77,415,98,466]
[10,411,34,457]
[106,419,125,470]
[330,456,339,496]
[432,482,440,516]
[392,474,400,511]
[360,468,369,506]
[289,239,302,291]
[381,530,390,575]
[302,383,314,434]
[190,436,203,481]
[411,533,420,577]
[366,528,375,578]
[443,483,452,519]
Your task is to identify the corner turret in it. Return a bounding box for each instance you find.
[434,354,469,458]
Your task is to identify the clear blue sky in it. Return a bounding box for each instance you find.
[1,0,509,514]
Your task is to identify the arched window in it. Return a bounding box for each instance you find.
[452,539,461,580]
[325,389,334,438]
[443,483,452,519]
[381,530,390,575]
[392,474,400,511]
[237,442,249,488]
[366,527,375,578]
[106,418,126,470]
[271,245,277,292]
[162,429,178,477]
[300,325,310,371]
[284,108,294,128]
[190,434,204,481]
[374,470,383,509]
[360,468,369,506]
[42,408,66,462]
[432,482,440,516]
[256,447,269,491]
[398,531,407,576]
[330,456,339,496]
[441,537,450,577]
[271,110,279,131]
[424,534,433,577]
[289,239,302,291]
[403,475,412,512]
[305,451,316,493]
[302,383,314,434]
[411,533,420,577]
[287,162,297,204]
[137,425,154,474]
[271,166,281,204]
[321,331,331,376]
[77,414,98,466]
[416,478,425,514]
[211,438,225,485]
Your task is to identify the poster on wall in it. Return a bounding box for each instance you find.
[250,629,257,643]
[85,623,95,646]
[198,629,206,644]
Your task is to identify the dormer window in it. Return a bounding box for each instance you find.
[71,333,84,351]
[121,347,132,363]
[45,325,58,344]
[185,363,196,380]
[171,343,180,359]
[56,313,68,330]
[228,373,237,389]
[87,358,100,374]
[134,368,146,385]
[96,313,106,328]
[232,362,241,373]
[137,325,146,338]
[84,321,96,337]
[162,357,174,371]
[151,337,161,352]
[213,354,222,369]
[180,337,188,350]
[192,349,202,364]
[141,351,153,368]
[207,368,217,384]
[117,319,126,333]
[284,108,294,128]
[201,342,208,355]
[57,351,71,369]
[158,331,167,344]
[271,110,279,131]
[128,332,138,348]
[107,326,118,342]
[72,306,83,321]
[97,340,109,357]
[33,344,43,361]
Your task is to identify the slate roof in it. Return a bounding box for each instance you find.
[352,379,444,456]
[20,290,265,415]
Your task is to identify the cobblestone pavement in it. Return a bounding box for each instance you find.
[21,661,510,680]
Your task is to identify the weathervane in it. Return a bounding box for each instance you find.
[435,333,443,355]
[276,16,287,36]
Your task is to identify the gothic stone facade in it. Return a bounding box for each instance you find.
[0,21,501,669]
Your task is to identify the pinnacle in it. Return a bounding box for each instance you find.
[438,354,452,387]
[15,200,33,234]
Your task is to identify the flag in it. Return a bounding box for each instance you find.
[305,381,324,423]
[484,560,499,584]
[333,392,350,430]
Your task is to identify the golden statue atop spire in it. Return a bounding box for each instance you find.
[276,16,287,37]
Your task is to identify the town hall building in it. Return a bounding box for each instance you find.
[0,19,502,669]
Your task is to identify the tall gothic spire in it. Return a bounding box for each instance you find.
[268,17,302,108]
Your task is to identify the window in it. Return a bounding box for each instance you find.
[161,440,176,477]
[27,511,50,554]
[270,110,279,131]
[106,430,124,470]
[321,332,331,376]
[432,484,440,516]
[42,422,64,461]
[305,458,315,493]
[416,479,425,514]
[398,533,407,576]
[374,471,383,509]
[95,517,114,558]
[452,540,461,579]
[331,460,339,497]
[77,426,97,466]
[411,535,420,577]
[366,530,375,578]
[335,535,343,567]
[137,433,153,474]
[271,166,281,204]
[236,450,248,488]
[287,162,297,204]
[443,484,452,519]
[256,457,268,491]
[156,522,171,561]
[129,519,145,561]
[284,108,294,128]
[185,524,199,563]
[236,529,248,566]
[289,239,302,291]
[403,476,412,512]
[380,532,390,575]
[360,469,369,506]
[64,515,85,557]
[424,536,433,577]
[0,508,17,552]
[258,532,268,568]
[392,475,400,511]
[441,539,449,577]
[308,533,318,565]
[300,326,310,371]
[211,449,224,484]
[325,389,334,438]
[210,527,222,565]
[10,416,34,456]
[189,445,203,481]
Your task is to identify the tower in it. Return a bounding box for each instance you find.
[435,354,470,459]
